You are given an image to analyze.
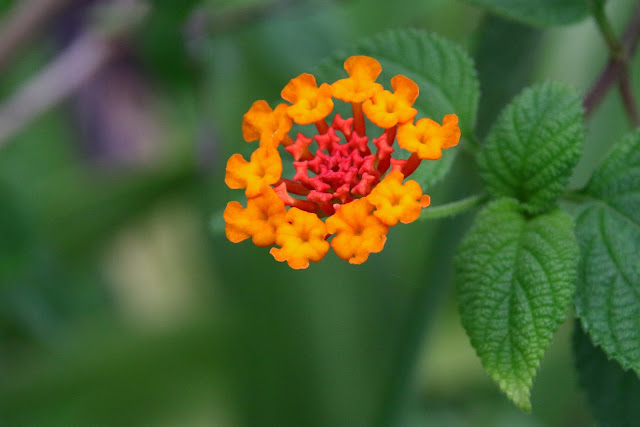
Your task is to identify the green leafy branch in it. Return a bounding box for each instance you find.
[209,1,640,422]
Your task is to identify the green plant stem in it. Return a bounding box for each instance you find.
[419,194,488,221]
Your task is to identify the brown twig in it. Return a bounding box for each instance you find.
[0,0,77,75]
[618,67,640,126]
[0,0,149,150]
[0,33,114,146]
[584,3,640,126]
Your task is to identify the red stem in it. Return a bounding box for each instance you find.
[401,153,422,178]
[385,125,397,145]
[351,101,366,137]
[315,119,329,134]
[276,178,310,196]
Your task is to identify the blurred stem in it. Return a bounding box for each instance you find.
[592,2,623,56]
[0,0,76,75]
[0,33,113,147]
[419,194,487,221]
[0,1,148,149]
[585,2,640,127]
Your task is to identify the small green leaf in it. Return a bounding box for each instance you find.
[574,130,640,375]
[573,320,640,427]
[478,82,584,213]
[315,29,479,188]
[462,0,593,27]
[456,199,579,410]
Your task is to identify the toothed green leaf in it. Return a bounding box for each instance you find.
[456,199,578,410]
[575,129,640,375]
[478,82,583,213]
[573,320,640,427]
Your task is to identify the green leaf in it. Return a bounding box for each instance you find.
[478,82,584,213]
[573,320,640,427]
[462,0,593,27]
[574,130,640,375]
[456,199,579,410]
[315,29,479,188]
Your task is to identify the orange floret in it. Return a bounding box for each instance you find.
[242,101,293,147]
[366,171,430,226]
[270,208,330,269]
[331,56,384,103]
[281,73,333,125]
[362,75,418,129]
[223,186,287,246]
[397,114,461,160]
[325,198,388,264]
[225,146,282,197]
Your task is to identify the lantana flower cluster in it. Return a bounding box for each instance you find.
[224,56,460,269]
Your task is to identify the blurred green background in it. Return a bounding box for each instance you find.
[0,0,638,425]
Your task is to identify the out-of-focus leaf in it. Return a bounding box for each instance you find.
[473,14,542,138]
[38,163,200,259]
[0,321,230,425]
[137,0,201,88]
[462,0,595,27]
[478,82,584,213]
[574,129,640,375]
[456,199,579,410]
[573,320,640,427]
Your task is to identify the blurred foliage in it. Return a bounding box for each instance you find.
[0,0,639,425]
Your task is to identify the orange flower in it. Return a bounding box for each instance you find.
[331,56,384,103]
[362,75,418,128]
[397,114,461,160]
[223,186,286,246]
[242,101,293,147]
[366,171,430,226]
[270,208,330,269]
[325,198,388,264]
[225,146,282,197]
[223,55,460,269]
[281,73,333,125]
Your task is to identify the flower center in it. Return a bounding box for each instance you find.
[291,115,382,210]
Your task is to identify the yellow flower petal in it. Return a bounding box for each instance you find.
[362,75,418,128]
[242,101,293,147]
[224,146,282,197]
[325,198,388,264]
[397,114,461,160]
[281,73,333,125]
[331,55,384,103]
[367,170,430,226]
[270,208,330,269]
[223,186,287,246]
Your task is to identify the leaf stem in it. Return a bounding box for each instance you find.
[592,2,623,57]
[584,2,640,127]
[419,193,488,220]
